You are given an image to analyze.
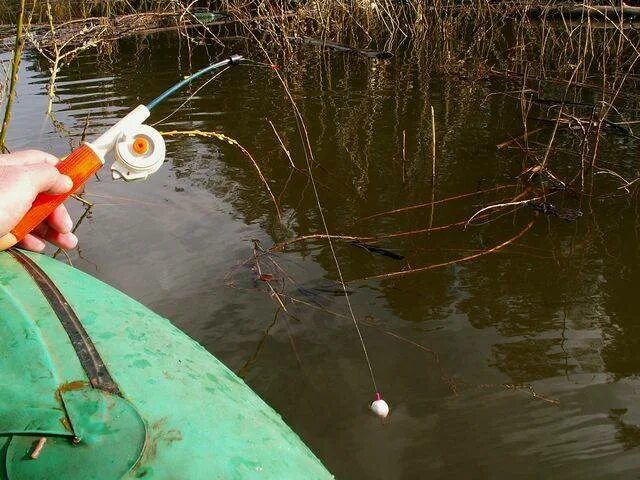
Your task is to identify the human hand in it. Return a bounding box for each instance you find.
[0,150,79,252]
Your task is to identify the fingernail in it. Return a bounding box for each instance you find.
[62,176,74,191]
[69,233,78,248]
[64,216,73,232]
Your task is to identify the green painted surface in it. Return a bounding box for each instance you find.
[0,251,332,479]
[8,387,146,479]
[0,254,83,437]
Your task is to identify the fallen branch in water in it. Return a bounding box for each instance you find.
[502,383,560,405]
[273,187,537,252]
[362,220,535,281]
[465,195,544,229]
[161,129,282,224]
[269,219,469,252]
[470,381,560,405]
[359,184,517,221]
[270,233,375,251]
[497,127,546,149]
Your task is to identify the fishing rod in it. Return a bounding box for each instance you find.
[1,51,391,420]
[0,55,244,251]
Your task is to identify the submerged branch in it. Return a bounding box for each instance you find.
[359,184,518,221]
[363,221,535,281]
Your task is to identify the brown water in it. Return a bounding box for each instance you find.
[4,33,640,478]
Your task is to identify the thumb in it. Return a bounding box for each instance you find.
[25,163,74,195]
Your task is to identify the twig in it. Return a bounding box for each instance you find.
[71,194,93,207]
[271,233,374,251]
[268,120,298,170]
[161,129,283,223]
[401,129,406,183]
[29,437,46,459]
[465,198,540,228]
[502,383,560,405]
[497,127,546,149]
[429,105,436,231]
[363,221,535,281]
[359,184,517,221]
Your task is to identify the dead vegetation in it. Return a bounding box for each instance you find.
[1,1,638,251]
[0,0,608,407]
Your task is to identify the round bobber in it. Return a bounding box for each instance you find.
[370,392,389,418]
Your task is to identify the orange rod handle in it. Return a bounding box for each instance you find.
[1,144,103,249]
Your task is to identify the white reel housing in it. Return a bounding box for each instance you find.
[85,105,166,182]
[111,124,166,181]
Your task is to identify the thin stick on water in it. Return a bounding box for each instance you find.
[268,120,297,170]
[359,184,517,221]
[70,194,93,207]
[161,129,282,223]
[428,106,436,231]
[401,129,406,183]
[465,198,541,229]
[364,221,535,281]
[431,106,436,178]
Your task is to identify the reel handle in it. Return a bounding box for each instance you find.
[0,144,103,251]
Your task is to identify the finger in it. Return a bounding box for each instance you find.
[46,204,74,234]
[31,222,78,250]
[0,150,59,166]
[17,234,46,252]
[24,163,73,195]
[0,164,72,237]
[45,231,78,250]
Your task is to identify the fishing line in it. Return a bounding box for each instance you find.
[151,67,230,127]
[144,53,389,416]
[302,141,387,415]
[259,56,389,417]
[146,55,243,111]
[151,59,278,128]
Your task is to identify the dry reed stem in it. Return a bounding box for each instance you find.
[268,120,297,170]
[270,233,374,252]
[269,218,471,252]
[0,0,27,151]
[465,198,540,228]
[497,127,546,149]
[161,129,283,223]
[359,184,518,221]
[429,105,437,231]
[363,220,535,281]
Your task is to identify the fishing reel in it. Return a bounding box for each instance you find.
[0,55,244,251]
[110,124,166,181]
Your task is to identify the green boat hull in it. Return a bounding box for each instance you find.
[0,250,332,479]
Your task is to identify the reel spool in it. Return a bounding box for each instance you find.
[111,125,166,181]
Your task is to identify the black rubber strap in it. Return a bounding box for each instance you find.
[8,249,121,395]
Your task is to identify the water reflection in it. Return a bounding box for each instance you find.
[4,31,640,478]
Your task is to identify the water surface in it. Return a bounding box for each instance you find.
[3,33,640,479]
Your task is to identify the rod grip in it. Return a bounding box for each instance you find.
[0,144,103,250]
